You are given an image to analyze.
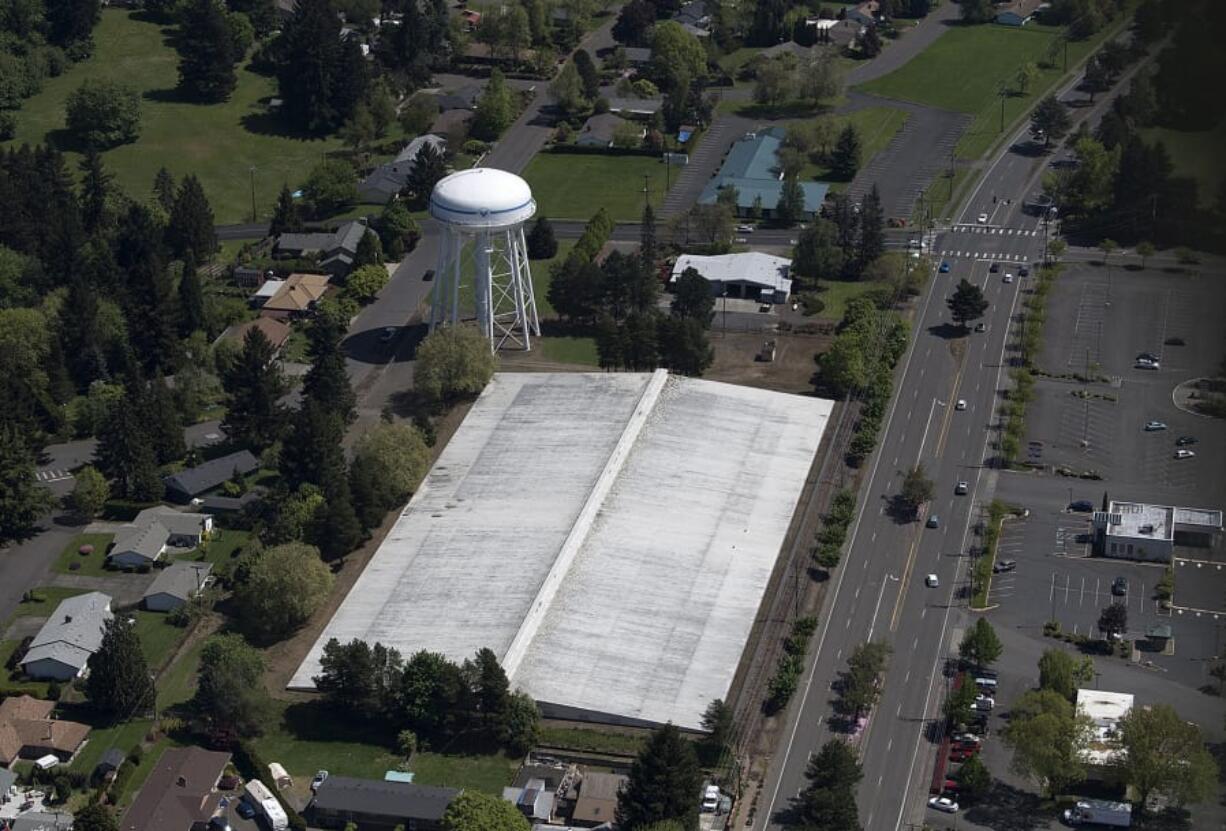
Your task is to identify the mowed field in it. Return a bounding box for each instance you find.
[1142,121,1226,206]
[801,106,910,185]
[522,152,673,222]
[859,19,1130,159]
[5,9,344,224]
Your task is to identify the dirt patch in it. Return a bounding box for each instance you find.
[262,400,477,698]
[705,331,830,394]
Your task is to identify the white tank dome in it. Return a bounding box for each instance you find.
[429,168,536,228]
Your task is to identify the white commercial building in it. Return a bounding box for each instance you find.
[292,371,832,729]
[1076,688,1133,766]
[671,252,793,304]
[1094,500,1222,562]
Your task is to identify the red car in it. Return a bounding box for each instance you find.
[949,747,978,762]
[951,738,980,751]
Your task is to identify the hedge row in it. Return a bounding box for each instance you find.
[765,616,819,714]
[811,488,857,569]
[232,740,308,831]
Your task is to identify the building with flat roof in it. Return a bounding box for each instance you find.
[1076,688,1133,767]
[671,252,793,303]
[292,371,832,729]
[1094,500,1222,562]
[306,776,460,830]
[698,128,829,218]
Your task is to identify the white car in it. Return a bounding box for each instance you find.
[736,225,754,233]
[1143,420,1167,431]
[974,695,995,710]
[955,481,969,495]
[929,796,959,813]
[955,399,967,410]
[1003,272,1014,283]
[925,574,940,588]
[977,212,988,224]
[1174,449,1195,459]
[311,770,329,792]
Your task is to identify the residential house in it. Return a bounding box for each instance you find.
[306,776,460,831]
[569,772,626,828]
[274,0,295,21]
[143,562,213,612]
[119,746,231,831]
[698,127,829,218]
[761,41,813,60]
[623,46,652,66]
[845,0,880,26]
[671,0,710,36]
[257,272,333,319]
[19,593,113,681]
[163,450,260,503]
[996,0,1043,25]
[249,279,285,308]
[575,114,642,148]
[218,317,292,355]
[358,134,448,203]
[598,85,663,118]
[110,506,213,568]
[502,778,554,823]
[9,813,74,831]
[460,9,481,30]
[274,219,367,279]
[671,252,794,304]
[808,17,862,46]
[233,265,264,288]
[0,696,91,766]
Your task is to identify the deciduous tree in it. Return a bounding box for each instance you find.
[1038,648,1094,701]
[65,79,141,149]
[1097,601,1127,639]
[1001,689,1093,798]
[900,463,934,513]
[947,278,989,327]
[441,791,529,831]
[237,542,334,641]
[957,754,991,801]
[67,465,109,519]
[670,267,714,323]
[193,633,270,736]
[303,158,358,217]
[1031,96,1071,146]
[797,739,862,831]
[85,619,155,722]
[550,61,587,116]
[776,174,806,227]
[959,618,1003,668]
[71,805,119,831]
[413,326,497,407]
[1116,704,1217,811]
[471,69,516,141]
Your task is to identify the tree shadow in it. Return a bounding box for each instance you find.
[240,110,328,141]
[927,322,966,340]
[143,87,188,104]
[43,128,92,155]
[962,782,1046,831]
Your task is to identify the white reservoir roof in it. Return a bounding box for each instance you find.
[291,371,832,729]
[429,168,536,228]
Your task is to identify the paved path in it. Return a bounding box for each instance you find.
[45,573,155,608]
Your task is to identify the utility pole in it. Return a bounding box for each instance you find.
[998,83,1008,133]
[642,174,650,210]
[249,165,257,223]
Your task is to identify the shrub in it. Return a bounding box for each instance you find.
[65,79,141,148]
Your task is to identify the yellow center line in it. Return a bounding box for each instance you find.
[890,357,967,633]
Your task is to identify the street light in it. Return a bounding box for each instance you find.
[249,165,257,224]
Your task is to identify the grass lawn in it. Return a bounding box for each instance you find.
[251,700,517,793]
[0,640,51,696]
[131,610,188,673]
[539,336,599,366]
[810,279,885,321]
[52,533,115,578]
[523,153,672,222]
[156,633,207,710]
[859,17,1133,161]
[538,724,646,756]
[801,107,910,185]
[4,9,351,224]
[455,239,576,321]
[171,527,253,569]
[69,718,152,777]
[9,586,91,618]
[1141,122,1226,207]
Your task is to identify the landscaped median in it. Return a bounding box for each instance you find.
[971,500,1011,609]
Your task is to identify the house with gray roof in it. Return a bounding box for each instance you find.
[672,0,710,34]
[576,114,641,148]
[359,134,447,203]
[21,592,113,680]
[110,507,213,568]
[143,562,213,612]
[306,776,460,830]
[163,450,259,502]
[275,220,368,278]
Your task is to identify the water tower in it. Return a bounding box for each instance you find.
[428,168,541,351]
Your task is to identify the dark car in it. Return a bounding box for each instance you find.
[1112,576,1128,596]
[236,801,256,820]
[217,775,240,790]
[1137,352,1160,363]
[1175,436,1198,447]
[939,261,951,273]
[1069,499,1094,513]
[989,262,1001,273]
[423,269,435,281]
[993,559,1017,573]
[1019,265,1030,277]
[1164,336,1185,346]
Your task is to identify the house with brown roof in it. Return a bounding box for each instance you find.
[0,695,90,766]
[119,746,231,831]
[218,317,293,354]
[569,772,626,828]
[258,273,332,320]
[996,0,1043,25]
